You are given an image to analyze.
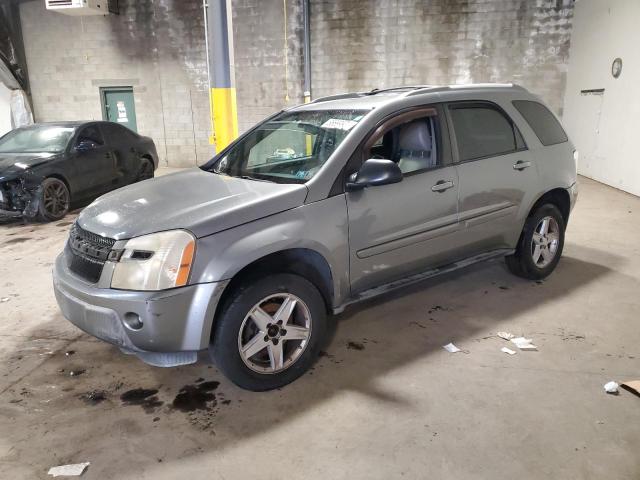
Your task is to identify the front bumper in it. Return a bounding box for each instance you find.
[53,253,227,366]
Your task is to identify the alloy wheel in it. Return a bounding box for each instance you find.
[43,180,70,218]
[531,215,560,268]
[237,293,312,374]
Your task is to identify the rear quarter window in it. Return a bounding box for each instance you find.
[512,100,568,146]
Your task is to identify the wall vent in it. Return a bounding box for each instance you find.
[45,0,114,16]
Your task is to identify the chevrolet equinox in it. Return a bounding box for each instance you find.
[53,84,578,391]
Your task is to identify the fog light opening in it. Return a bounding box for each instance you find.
[123,312,143,331]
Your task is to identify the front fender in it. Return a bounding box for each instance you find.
[189,195,350,307]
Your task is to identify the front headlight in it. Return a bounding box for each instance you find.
[111,230,196,291]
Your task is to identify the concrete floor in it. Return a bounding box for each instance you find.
[0,173,638,479]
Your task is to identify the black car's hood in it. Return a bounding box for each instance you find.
[0,152,59,181]
[78,168,309,239]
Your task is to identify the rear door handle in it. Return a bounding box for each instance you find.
[431,180,455,192]
[513,160,531,170]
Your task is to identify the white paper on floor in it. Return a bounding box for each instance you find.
[497,331,515,340]
[604,381,619,394]
[443,342,462,353]
[48,462,90,477]
[510,337,538,350]
[501,346,517,355]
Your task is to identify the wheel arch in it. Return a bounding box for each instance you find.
[44,173,72,196]
[528,187,571,225]
[210,248,334,339]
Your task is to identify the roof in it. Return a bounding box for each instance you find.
[292,83,529,111]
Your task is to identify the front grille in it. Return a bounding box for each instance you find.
[66,223,116,283]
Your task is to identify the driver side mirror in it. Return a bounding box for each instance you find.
[75,140,96,152]
[346,158,403,191]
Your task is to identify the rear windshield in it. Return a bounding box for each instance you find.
[512,100,568,146]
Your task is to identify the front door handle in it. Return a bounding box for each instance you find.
[513,160,531,171]
[431,180,455,192]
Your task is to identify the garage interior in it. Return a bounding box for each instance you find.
[0,0,638,479]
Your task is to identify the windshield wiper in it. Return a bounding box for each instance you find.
[240,175,274,183]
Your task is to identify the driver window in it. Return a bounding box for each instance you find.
[367,114,439,175]
[76,125,105,149]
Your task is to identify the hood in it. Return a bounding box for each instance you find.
[78,168,308,239]
[0,152,59,181]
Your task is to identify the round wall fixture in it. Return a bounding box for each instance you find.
[612,57,623,78]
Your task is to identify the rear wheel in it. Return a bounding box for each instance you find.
[38,177,70,222]
[210,273,326,391]
[506,203,565,280]
[136,158,154,181]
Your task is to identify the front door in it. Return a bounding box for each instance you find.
[346,108,461,293]
[102,87,137,132]
[70,124,116,195]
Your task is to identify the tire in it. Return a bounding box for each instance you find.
[506,203,565,280]
[210,273,327,391]
[136,158,154,182]
[37,177,70,222]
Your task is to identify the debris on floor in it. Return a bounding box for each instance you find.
[443,343,462,353]
[604,381,619,395]
[497,331,515,341]
[48,462,90,477]
[0,297,9,303]
[621,380,640,398]
[501,346,517,355]
[510,337,538,351]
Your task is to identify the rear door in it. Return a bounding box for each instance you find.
[447,101,538,254]
[69,124,116,195]
[346,106,462,293]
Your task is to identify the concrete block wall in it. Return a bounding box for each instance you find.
[311,0,574,116]
[20,0,214,167]
[20,0,574,168]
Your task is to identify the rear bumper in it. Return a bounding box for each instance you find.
[53,253,227,365]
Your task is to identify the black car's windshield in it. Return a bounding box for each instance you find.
[0,126,75,154]
[210,109,368,183]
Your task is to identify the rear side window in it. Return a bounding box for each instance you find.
[449,104,522,161]
[512,100,568,146]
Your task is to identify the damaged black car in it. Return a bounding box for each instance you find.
[0,121,158,221]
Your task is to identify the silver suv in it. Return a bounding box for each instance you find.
[53,84,578,390]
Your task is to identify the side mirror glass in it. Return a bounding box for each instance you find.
[346,158,403,191]
[75,140,96,152]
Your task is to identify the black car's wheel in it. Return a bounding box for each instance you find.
[137,158,154,182]
[210,273,327,391]
[506,203,565,280]
[38,177,70,222]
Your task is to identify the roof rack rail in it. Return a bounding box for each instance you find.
[365,85,435,95]
[310,92,366,104]
[405,83,527,97]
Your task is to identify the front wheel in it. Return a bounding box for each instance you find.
[210,274,326,391]
[38,177,70,221]
[506,203,565,280]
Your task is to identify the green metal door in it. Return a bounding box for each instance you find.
[101,87,138,132]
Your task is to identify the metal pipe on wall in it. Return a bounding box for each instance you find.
[302,0,311,103]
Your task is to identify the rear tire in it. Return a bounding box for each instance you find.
[506,203,565,280]
[37,177,70,222]
[136,158,154,182]
[210,273,326,391]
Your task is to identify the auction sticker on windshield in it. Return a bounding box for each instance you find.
[321,118,358,131]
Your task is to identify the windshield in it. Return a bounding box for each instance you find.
[0,126,75,154]
[209,109,368,183]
